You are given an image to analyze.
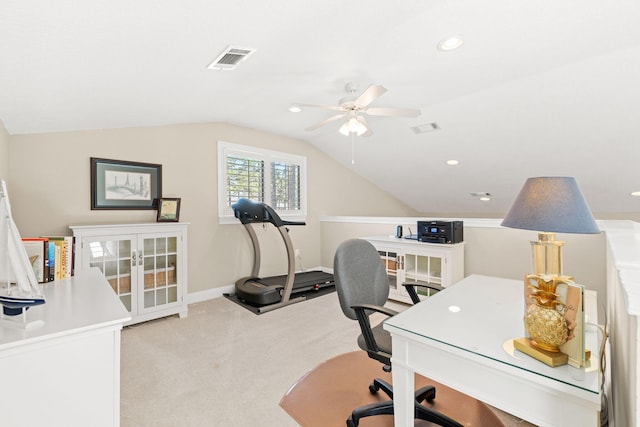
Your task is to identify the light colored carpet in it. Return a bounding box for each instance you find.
[120,293,534,426]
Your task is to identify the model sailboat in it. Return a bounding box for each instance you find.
[0,180,45,319]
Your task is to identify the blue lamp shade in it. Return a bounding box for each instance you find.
[501,177,600,234]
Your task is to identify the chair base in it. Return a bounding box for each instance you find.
[347,379,462,427]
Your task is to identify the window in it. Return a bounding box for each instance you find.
[218,141,307,223]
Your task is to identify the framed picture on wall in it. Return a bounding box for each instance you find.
[91,157,162,210]
[157,198,181,222]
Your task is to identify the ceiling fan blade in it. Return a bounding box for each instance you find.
[305,114,346,131]
[365,107,421,118]
[298,103,343,111]
[354,85,387,108]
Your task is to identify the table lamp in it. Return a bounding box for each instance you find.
[501,177,600,366]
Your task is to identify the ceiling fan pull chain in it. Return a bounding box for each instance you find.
[351,133,356,165]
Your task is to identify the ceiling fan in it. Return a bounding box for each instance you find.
[300,82,421,137]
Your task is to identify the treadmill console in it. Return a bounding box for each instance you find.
[231,198,305,227]
[232,198,268,224]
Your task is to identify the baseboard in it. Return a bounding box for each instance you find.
[305,266,333,274]
[187,284,235,304]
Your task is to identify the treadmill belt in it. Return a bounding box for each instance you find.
[256,271,334,291]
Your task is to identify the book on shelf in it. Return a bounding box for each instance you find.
[21,237,49,283]
[40,236,75,280]
[47,241,55,281]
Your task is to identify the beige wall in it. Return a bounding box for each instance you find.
[320,218,607,319]
[8,122,418,294]
[5,120,610,307]
[0,120,8,183]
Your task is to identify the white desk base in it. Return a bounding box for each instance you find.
[390,333,600,427]
[385,275,601,427]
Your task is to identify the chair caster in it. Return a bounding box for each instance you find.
[369,382,378,394]
[346,416,357,427]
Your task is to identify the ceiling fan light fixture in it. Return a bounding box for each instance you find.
[437,36,463,51]
[339,117,367,136]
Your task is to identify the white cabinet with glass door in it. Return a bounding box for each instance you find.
[70,223,188,324]
[364,235,464,304]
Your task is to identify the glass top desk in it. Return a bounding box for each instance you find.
[384,274,601,427]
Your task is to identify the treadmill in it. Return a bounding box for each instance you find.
[231,198,334,313]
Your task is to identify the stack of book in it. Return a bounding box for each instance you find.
[21,236,75,283]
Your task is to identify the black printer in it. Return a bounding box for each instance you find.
[417,220,463,244]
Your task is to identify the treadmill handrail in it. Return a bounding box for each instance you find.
[262,204,305,227]
[232,198,305,228]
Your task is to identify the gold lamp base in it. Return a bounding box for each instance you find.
[513,337,568,367]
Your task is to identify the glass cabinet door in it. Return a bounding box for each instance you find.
[377,250,398,290]
[87,237,134,311]
[141,235,179,312]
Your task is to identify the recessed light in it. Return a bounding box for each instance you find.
[632,191,640,197]
[437,36,463,51]
[446,160,459,166]
[448,305,461,313]
[471,192,491,201]
[288,104,302,113]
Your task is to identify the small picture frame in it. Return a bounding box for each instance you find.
[157,198,181,222]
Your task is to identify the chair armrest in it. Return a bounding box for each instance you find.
[350,303,398,318]
[402,282,444,305]
[350,303,398,355]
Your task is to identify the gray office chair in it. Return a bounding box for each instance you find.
[333,238,463,427]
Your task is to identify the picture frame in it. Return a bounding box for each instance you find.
[157,198,181,222]
[91,157,162,210]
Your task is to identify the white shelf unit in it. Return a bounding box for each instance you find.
[70,222,188,325]
[364,235,465,304]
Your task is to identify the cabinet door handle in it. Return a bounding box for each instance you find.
[131,250,137,267]
[138,252,143,266]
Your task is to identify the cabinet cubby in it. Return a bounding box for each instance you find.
[364,236,464,304]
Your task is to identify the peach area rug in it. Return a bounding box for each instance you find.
[280,351,505,427]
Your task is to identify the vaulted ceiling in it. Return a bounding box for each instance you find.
[2,0,640,215]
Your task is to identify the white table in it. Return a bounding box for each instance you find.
[0,268,131,427]
[384,274,601,427]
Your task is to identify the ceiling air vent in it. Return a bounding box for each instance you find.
[410,122,439,134]
[207,46,256,70]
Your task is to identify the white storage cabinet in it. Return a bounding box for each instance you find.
[364,235,465,304]
[70,222,188,324]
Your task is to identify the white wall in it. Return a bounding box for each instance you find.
[8,122,418,295]
[0,119,9,183]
